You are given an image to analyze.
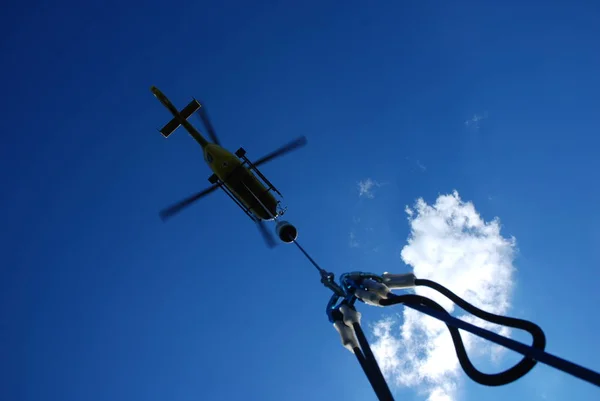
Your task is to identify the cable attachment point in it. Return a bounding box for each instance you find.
[338,272,394,306]
[339,303,362,326]
[331,303,363,353]
[331,308,360,353]
[381,272,416,289]
[331,302,397,401]
[320,270,345,297]
[355,279,391,306]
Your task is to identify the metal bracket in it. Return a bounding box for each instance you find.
[238,152,283,198]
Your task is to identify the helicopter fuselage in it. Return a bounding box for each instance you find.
[203,144,279,221]
[151,85,283,223]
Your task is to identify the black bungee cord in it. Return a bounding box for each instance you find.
[288,239,600,401]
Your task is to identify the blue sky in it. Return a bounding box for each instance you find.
[2,1,599,400]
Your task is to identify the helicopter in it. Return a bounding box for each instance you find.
[150,86,305,248]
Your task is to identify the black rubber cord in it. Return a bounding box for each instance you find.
[352,322,395,401]
[353,347,395,401]
[379,281,547,386]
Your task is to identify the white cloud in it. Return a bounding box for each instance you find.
[370,190,517,401]
[357,178,381,198]
[464,111,489,129]
[404,157,427,173]
[349,230,359,248]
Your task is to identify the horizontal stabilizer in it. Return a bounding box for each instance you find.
[159,99,201,138]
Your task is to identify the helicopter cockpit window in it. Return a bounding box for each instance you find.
[205,152,213,163]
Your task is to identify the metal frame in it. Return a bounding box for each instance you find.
[237,151,283,198]
[208,148,287,222]
[215,176,258,222]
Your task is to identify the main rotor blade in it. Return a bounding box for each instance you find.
[195,104,221,146]
[253,136,308,167]
[159,184,219,221]
[257,219,277,248]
